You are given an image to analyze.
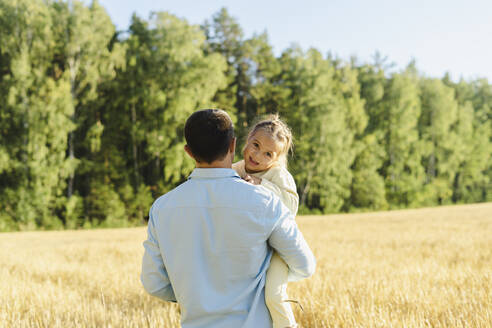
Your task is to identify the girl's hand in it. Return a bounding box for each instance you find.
[243,175,262,185]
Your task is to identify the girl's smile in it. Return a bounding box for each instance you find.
[248,156,259,167]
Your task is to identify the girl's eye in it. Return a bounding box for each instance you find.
[266,152,272,158]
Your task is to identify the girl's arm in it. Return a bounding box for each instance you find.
[240,164,299,215]
[260,177,299,215]
[258,167,299,215]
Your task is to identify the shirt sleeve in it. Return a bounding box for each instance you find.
[266,195,316,282]
[141,206,177,302]
[260,167,299,215]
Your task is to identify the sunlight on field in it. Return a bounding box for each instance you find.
[1,203,491,327]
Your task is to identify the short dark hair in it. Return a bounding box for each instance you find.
[184,109,235,163]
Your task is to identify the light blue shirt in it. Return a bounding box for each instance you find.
[141,168,316,328]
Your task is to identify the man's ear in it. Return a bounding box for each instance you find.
[229,137,236,155]
[184,144,195,160]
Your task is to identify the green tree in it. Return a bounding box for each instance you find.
[445,78,492,202]
[275,48,354,213]
[244,32,287,116]
[381,68,426,207]
[202,8,243,113]
[418,78,460,205]
[349,133,388,210]
[469,79,492,201]
[203,8,261,143]
[331,60,387,211]
[452,102,491,202]
[0,0,74,230]
[348,63,389,210]
[113,12,227,195]
[50,0,125,227]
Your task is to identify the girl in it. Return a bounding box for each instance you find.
[232,115,299,328]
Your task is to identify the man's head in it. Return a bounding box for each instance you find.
[184,109,235,166]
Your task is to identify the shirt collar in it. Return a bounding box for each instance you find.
[188,168,240,180]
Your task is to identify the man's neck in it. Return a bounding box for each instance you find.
[195,160,232,169]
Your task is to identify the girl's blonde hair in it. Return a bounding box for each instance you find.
[246,114,293,167]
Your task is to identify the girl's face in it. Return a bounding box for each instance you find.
[243,129,283,173]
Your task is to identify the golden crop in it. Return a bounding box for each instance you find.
[1,203,491,327]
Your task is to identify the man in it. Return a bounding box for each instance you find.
[141,109,315,328]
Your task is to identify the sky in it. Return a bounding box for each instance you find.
[96,0,492,82]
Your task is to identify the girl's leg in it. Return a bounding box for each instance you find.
[265,252,297,328]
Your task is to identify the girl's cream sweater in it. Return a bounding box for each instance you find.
[232,160,299,215]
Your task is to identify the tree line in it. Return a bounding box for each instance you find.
[1,0,491,231]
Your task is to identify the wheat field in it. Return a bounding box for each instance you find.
[1,203,491,328]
